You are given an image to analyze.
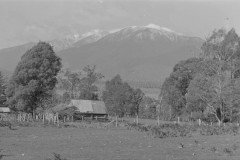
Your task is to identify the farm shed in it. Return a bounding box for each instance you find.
[0,107,10,113]
[68,100,108,120]
[0,107,11,120]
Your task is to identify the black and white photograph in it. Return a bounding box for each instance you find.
[1,0,240,159]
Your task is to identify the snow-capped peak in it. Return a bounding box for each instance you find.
[49,29,108,51]
[73,34,80,40]
[146,24,162,30]
[81,29,104,38]
[145,24,178,34]
[107,24,184,41]
[110,24,182,36]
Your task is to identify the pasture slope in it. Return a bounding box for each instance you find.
[1,126,240,160]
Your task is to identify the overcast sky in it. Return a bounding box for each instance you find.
[0,0,239,49]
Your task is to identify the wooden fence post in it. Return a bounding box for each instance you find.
[23,113,26,122]
[115,115,118,127]
[56,113,59,126]
[136,115,139,125]
[43,114,45,124]
[19,113,21,122]
[54,115,56,123]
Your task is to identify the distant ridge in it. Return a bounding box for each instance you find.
[0,24,203,81]
[59,24,203,81]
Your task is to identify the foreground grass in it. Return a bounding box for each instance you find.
[1,125,240,160]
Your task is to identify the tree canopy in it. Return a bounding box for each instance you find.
[56,65,104,101]
[0,71,6,107]
[160,57,203,119]
[160,28,240,123]
[102,75,144,117]
[6,42,62,115]
[79,65,104,100]
[187,28,240,124]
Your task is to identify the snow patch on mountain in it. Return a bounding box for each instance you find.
[49,24,188,51]
[145,24,183,35]
[146,24,160,30]
[104,24,186,42]
[49,29,108,51]
[144,24,185,41]
[81,29,105,39]
[145,24,172,33]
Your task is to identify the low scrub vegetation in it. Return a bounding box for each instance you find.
[0,120,59,128]
[126,123,193,138]
[46,153,68,160]
[126,122,240,138]
[0,119,111,129]
[199,124,239,136]
[62,121,109,128]
[0,121,11,127]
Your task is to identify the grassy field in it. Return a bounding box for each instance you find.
[1,125,240,160]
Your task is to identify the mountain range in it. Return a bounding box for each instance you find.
[0,24,203,81]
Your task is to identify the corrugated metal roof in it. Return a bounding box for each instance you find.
[0,107,10,113]
[68,100,107,114]
[69,100,93,113]
[92,101,106,114]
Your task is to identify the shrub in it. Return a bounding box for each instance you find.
[199,124,239,136]
[126,122,193,138]
[46,153,68,160]
[0,121,11,127]
[223,148,233,156]
[210,146,217,152]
